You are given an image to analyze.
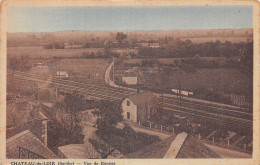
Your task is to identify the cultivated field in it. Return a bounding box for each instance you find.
[179,36,252,43]
[122,57,228,65]
[8,46,104,58]
[52,59,111,83]
[160,68,250,94]
[114,62,251,96]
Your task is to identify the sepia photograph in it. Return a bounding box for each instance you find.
[1,1,259,164]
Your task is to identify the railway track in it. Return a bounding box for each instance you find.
[7,69,253,128]
[7,69,135,99]
[7,71,130,101]
[159,97,252,120]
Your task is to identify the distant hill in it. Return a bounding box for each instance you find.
[7,28,253,47]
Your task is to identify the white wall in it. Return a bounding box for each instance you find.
[122,77,137,85]
[122,98,137,122]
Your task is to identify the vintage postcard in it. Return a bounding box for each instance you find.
[0,0,259,165]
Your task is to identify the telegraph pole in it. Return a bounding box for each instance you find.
[59,63,61,79]
[112,57,115,82]
[161,67,164,110]
[177,68,182,105]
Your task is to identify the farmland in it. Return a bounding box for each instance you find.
[28,58,111,84]
[8,46,104,58]
[114,62,250,95]
[54,59,110,83]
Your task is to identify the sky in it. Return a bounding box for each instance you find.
[7,6,253,33]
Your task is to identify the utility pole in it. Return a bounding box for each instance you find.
[220,44,224,138]
[160,66,164,111]
[112,57,115,82]
[137,69,140,93]
[177,68,182,105]
[59,63,61,79]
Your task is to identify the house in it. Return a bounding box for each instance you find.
[149,43,160,48]
[140,43,149,48]
[6,100,49,146]
[121,91,158,123]
[56,71,68,78]
[6,130,59,159]
[64,44,83,49]
[29,110,49,146]
[35,63,44,67]
[122,76,138,85]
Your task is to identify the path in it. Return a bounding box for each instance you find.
[79,110,101,158]
[116,122,172,140]
[104,60,136,92]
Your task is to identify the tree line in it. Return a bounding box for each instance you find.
[138,40,253,58]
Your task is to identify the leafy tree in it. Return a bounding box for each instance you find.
[83,42,91,48]
[116,32,127,47]
[92,100,123,135]
[57,92,86,135]
[89,52,96,58]
[82,52,90,58]
[53,43,65,49]
[43,43,53,49]
[9,56,31,72]
[9,57,19,71]
[97,51,102,58]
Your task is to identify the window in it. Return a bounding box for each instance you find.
[150,107,154,115]
[127,112,130,119]
[127,100,130,106]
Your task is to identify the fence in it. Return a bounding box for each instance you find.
[139,121,252,154]
[17,146,45,159]
[141,121,175,134]
[202,138,252,154]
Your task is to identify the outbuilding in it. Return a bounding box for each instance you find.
[121,91,158,123]
[122,76,138,85]
[56,71,69,78]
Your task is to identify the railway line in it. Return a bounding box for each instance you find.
[7,71,128,101]
[7,69,252,128]
[159,97,252,120]
[7,69,135,99]
[161,95,250,112]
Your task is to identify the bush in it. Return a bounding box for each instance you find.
[179,63,196,73]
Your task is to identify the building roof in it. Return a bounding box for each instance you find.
[127,91,157,108]
[164,132,188,158]
[176,135,221,158]
[123,133,221,158]
[7,130,59,159]
[141,43,149,47]
[58,144,101,159]
[58,144,90,159]
[149,43,160,47]
[122,135,176,158]
[56,71,68,75]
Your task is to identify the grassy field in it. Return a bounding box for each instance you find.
[115,61,251,96]
[122,57,227,65]
[51,59,111,83]
[8,46,104,58]
[161,68,250,94]
[179,36,252,43]
[8,46,138,59]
